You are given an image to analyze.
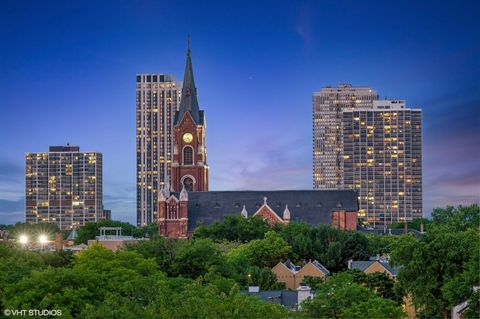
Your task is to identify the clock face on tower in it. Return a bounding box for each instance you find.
[183,133,193,143]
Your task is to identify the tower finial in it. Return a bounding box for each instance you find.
[187,34,191,56]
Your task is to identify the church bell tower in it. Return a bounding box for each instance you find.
[171,36,209,192]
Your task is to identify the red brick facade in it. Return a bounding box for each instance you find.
[331,211,358,231]
[158,193,189,238]
[252,198,290,226]
[171,112,209,192]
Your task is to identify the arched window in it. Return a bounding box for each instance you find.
[183,177,194,192]
[183,146,193,165]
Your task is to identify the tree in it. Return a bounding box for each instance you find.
[171,238,224,278]
[124,236,175,272]
[1,241,290,319]
[388,217,430,231]
[193,215,271,242]
[391,225,479,318]
[227,231,291,268]
[74,220,137,244]
[431,204,479,231]
[350,269,402,304]
[300,272,405,319]
[8,222,60,240]
[341,297,407,319]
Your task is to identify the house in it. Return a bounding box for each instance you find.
[241,284,313,310]
[452,286,480,319]
[349,256,420,319]
[348,255,400,279]
[272,259,330,290]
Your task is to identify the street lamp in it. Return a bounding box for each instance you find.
[38,234,48,244]
[19,234,29,245]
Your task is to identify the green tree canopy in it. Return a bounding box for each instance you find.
[391,223,479,318]
[227,231,292,268]
[300,272,405,319]
[194,215,271,242]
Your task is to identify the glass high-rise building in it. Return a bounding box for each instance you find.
[342,100,423,227]
[136,74,181,226]
[25,145,103,230]
[313,84,379,189]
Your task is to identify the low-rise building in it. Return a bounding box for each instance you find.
[348,255,399,279]
[158,188,359,238]
[87,227,146,251]
[241,284,313,310]
[272,259,330,290]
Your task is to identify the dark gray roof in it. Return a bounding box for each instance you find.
[177,190,358,230]
[350,260,400,276]
[175,39,202,126]
[350,261,375,272]
[311,260,330,276]
[241,290,299,308]
[284,259,301,272]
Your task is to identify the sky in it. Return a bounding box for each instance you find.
[0,0,479,225]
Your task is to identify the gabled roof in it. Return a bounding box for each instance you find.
[284,259,301,272]
[252,199,284,223]
[350,260,400,277]
[311,260,330,276]
[176,190,358,230]
[166,195,179,203]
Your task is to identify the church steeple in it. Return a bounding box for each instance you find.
[175,35,201,126]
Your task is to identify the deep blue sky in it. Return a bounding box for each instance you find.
[1,0,479,224]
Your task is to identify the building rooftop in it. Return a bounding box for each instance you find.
[49,145,80,152]
[168,190,358,230]
[350,259,401,277]
[241,289,300,309]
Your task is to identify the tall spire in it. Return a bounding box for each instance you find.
[175,35,201,125]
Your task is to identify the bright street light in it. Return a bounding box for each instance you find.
[19,234,29,245]
[38,234,48,244]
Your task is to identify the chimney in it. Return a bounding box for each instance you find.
[55,232,63,251]
[248,286,260,293]
[297,284,312,307]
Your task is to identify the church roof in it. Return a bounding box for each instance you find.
[167,190,358,230]
[174,36,203,126]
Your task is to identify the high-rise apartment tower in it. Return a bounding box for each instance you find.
[342,100,422,227]
[25,145,103,230]
[313,84,379,189]
[136,74,181,226]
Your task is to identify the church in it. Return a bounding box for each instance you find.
[158,40,358,239]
